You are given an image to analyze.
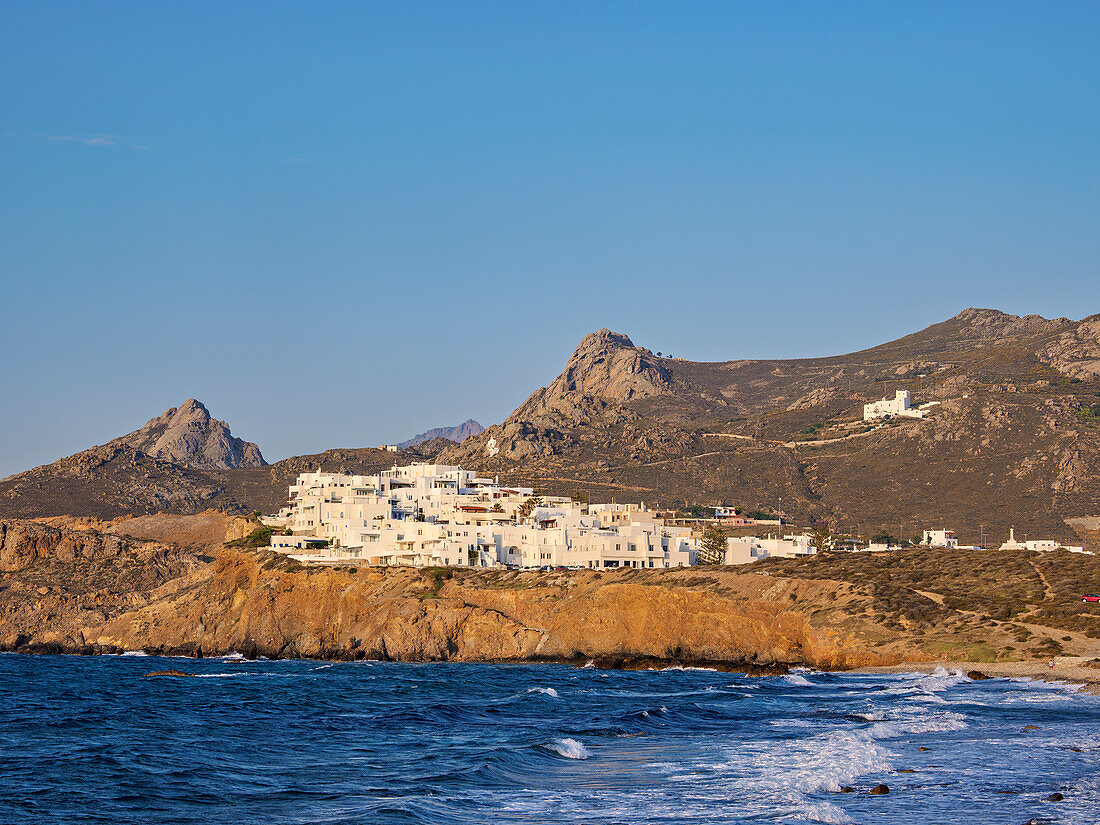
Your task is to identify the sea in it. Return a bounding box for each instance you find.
[0,655,1097,824]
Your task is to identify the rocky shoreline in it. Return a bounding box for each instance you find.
[855,660,1100,694]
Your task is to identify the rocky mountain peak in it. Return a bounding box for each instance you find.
[549,329,671,404]
[109,400,265,470]
[951,307,1071,338]
[438,329,674,463]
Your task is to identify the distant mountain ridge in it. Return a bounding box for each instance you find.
[110,398,265,470]
[4,309,1100,549]
[397,419,483,449]
[440,308,1100,545]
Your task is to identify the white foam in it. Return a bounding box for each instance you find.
[660,665,720,672]
[783,673,814,687]
[528,686,559,698]
[791,801,855,824]
[769,718,817,728]
[915,667,970,692]
[583,660,595,668]
[870,711,968,739]
[119,650,149,657]
[543,738,590,759]
[723,729,893,796]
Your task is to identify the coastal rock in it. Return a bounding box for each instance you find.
[1045,792,1064,802]
[0,518,884,669]
[869,784,890,795]
[144,670,193,678]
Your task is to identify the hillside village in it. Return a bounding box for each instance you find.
[259,457,1088,571]
[3,309,1100,554]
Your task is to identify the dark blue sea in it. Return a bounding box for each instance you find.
[1,655,1097,824]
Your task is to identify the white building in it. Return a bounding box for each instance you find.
[723,534,816,565]
[922,529,958,549]
[1024,539,1089,555]
[268,463,698,569]
[998,529,1090,554]
[864,390,929,421]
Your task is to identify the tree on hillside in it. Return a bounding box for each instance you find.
[808,522,835,553]
[870,531,896,546]
[697,523,727,565]
[518,496,544,520]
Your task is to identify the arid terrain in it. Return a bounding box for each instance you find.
[3,515,1097,685]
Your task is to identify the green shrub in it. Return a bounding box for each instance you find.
[226,526,275,548]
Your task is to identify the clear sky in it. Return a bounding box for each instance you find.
[2,1,1099,477]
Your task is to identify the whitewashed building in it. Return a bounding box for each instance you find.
[864,390,929,421]
[922,529,958,549]
[723,534,816,565]
[267,463,698,569]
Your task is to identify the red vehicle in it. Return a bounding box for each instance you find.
[1083,594,1100,603]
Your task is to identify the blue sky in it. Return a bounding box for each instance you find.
[2,1,1099,476]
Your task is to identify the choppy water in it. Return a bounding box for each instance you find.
[0,655,1098,824]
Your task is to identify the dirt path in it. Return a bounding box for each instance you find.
[1028,557,1056,601]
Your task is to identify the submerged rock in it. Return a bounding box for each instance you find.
[144,670,193,678]
[1045,792,1064,802]
[869,784,890,795]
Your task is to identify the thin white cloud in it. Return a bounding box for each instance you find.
[36,133,148,150]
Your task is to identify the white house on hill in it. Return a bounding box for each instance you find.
[864,390,930,421]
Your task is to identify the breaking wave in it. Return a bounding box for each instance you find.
[542,738,590,759]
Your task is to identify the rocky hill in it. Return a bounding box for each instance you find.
[110,398,265,469]
[441,309,1100,547]
[0,443,413,520]
[2,517,1096,673]
[2,309,1099,545]
[397,419,483,449]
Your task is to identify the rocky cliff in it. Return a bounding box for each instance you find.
[0,518,871,667]
[111,398,265,470]
[4,518,1096,668]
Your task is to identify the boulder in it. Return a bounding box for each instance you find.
[869,784,889,795]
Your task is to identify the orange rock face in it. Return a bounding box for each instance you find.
[0,518,887,668]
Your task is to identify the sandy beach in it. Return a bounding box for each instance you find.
[856,657,1100,694]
